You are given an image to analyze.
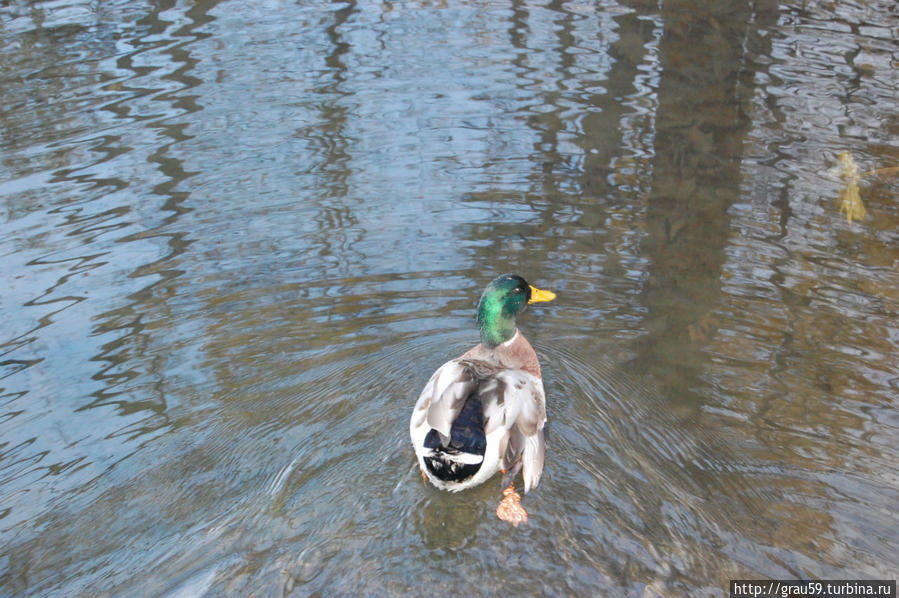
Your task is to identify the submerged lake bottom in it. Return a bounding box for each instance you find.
[1,0,897,595]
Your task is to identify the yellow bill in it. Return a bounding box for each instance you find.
[528,285,556,303]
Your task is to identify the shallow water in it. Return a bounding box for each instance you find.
[1,0,897,595]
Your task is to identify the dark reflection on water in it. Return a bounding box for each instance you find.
[1,0,897,595]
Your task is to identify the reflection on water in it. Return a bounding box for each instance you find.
[1,0,897,595]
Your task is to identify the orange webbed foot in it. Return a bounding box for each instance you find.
[496,485,528,527]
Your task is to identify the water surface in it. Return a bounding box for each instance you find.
[1,0,897,595]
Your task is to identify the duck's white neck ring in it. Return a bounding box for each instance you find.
[499,330,520,348]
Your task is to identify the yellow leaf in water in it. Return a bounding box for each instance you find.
[838,179,866,223]
[835,151,866,224]
[837,151,859,180]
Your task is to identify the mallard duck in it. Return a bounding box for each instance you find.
[409,273,556,526]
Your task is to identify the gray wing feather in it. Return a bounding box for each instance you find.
[481,370,547,493]
[521,430,545,492]
[419,361,477,440]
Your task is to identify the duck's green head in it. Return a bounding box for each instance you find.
[477,273,556,348]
